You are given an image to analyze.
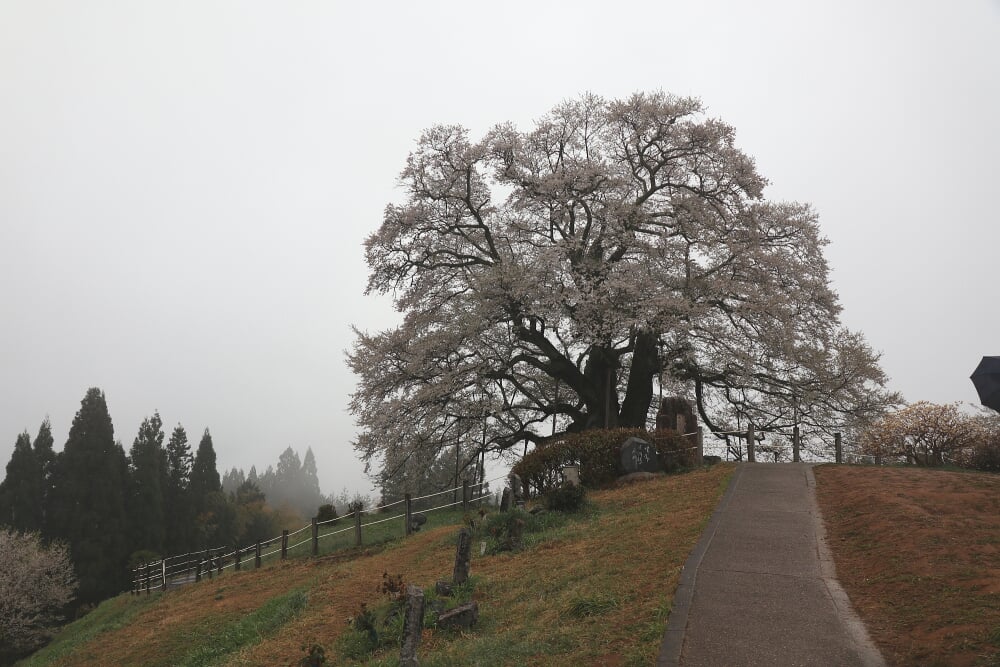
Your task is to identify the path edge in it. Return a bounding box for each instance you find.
[806,464,886,667]
[656,463,745,667]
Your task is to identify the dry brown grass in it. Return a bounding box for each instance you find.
[815,465,1000,667]
[39,464,733,667]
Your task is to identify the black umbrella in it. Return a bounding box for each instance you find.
[971,356,1000,412]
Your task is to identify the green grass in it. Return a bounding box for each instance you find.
[170,589,307,666]
[17,594,158,666]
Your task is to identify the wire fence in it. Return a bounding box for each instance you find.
[131,475,506,595]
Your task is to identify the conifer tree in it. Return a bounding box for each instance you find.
[190,429,221,513]
[163,424,193,553]
[32,419,55,535]
[302,447,323,507]
[0,432,41,531]
[46,388,129,603]
[127,413,167,554]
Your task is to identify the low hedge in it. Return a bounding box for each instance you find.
[511,428,697,492]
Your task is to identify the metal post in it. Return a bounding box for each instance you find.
[255,540,262,569]
[311,517,319,556]
[835,432,842,464]
[747,424,756,463]
[793,426,801,462]
[405,493,413,537]
[281,530,288,560]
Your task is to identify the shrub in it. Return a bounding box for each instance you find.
[968,437,1000,472]
[544,483,586,512]
[512,428,694,492]
[316,504,338,524]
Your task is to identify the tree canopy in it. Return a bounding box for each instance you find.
[350,91,896,479]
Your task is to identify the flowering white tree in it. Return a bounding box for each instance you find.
[0,529,77,655]
[860,402,982,465]
[349,92,895,478]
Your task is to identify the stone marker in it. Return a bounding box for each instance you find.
[509,473,526,507]
[436,601,479,630]
[499,487,512,512]
[620,436,661,474]
[453,527,472,585]
[400,584,425,667]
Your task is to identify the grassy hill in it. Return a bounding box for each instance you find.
[20,465,733,667]
[815,465,1000,667]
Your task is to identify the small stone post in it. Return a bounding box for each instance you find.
[255,540,262,569]
[400,585,425,667]
[453,527,472,585]
[746,424,756,463]
[835,432,842,464]
[499,487,512,512]
[354,508,362,546]
[281,530,288,560]
[235,546,242,571]
[405,493,413,537]
[793,426,801,462]
[462,480,470,511]
[311,517,319,556]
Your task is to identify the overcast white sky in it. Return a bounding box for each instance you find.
[2,1,998,495]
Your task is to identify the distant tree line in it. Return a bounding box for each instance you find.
[0,387,332,609]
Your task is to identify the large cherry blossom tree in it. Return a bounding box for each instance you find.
[349,92,895,479]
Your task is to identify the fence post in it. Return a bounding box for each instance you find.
[462,480,469,511]
[207,550,213,580]
[142,562,149,595]
[354,508,362,547]
[696,427,704,466]
[235,546,242,572]
[311,517,319,556]
[255,540,262,569]
[131,567,137,596]
[196,557,202,583]
[747,424,756,463]
[405,494,413,537]
[216,551,223,576]
[281,530,288,560]
[793,426,801,462]
[835,432,842,463]
[161,560,167,592]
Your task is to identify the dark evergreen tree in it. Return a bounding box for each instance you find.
[163,424,193,553]
[126,412,167,555]
[190,429,221,513]
[46,388,129,603]
[0,431,43,531]
[32,418,56,535]
[190,429,224,549]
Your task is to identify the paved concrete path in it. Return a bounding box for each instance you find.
[658,463,885,667]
